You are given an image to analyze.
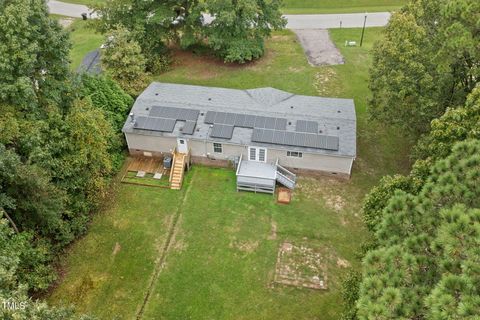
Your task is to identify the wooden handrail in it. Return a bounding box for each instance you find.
[169,147,177,182]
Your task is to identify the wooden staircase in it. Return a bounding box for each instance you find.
[169,149,190,190]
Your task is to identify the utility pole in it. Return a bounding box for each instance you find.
[360,13,367,47]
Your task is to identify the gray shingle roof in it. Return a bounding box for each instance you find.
[122,82,356,157]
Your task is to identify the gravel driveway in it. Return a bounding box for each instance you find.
[293,29,344,66]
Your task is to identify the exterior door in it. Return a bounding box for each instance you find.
[177,138,188,154]
[248,147,267,162]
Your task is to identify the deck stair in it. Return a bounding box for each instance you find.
[169,150,189,190]
[275,160,296,189]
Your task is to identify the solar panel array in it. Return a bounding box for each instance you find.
[252,128,339,151]
[149,106,199,121]
[204,111,287,130]
[134,116,176,132]
[182,121,196,135]
[133,106,200,134]
[210,124,234,139]
[296,120,318,133]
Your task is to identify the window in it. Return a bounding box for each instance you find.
[249,147,256,161]
[213,143,222,153]
[258,148,266,162]
[287,151,303,158]
[248,147,267,162]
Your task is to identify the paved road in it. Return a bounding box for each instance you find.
[47,0,96,18]
[285,12,390,29]
[47,0,390,28]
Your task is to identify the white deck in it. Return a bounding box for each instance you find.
[237,160,277,180]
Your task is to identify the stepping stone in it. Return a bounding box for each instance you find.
[136,171,146,178]
[153,172,162,180]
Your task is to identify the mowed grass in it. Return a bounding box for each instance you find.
[67,19,103,70]
[48,172,187,319]
[142,166,368,319]
[50,28,413,319]
[283,0,406,14]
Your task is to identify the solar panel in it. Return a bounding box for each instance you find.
[134,116,176,133]
[296,120,318,133]
[275,118,288,130]
[224,113,236,125]
[182,121,196,135]
[254,116,267,128]
[214,112,227,124]
[235,114,246,127]
[210,124,234,139]
[284,132,296,146]
[149,106,199,121]
[262,129,274,143]
[251,129,339,151]
[204,110,287,130]
[294,132,305,146]
[273,130,285,144]
[184,109,200,121]
[244,115,256,127]
[251,127,263,141]
[204,111,216,124]
[264,117,276,129]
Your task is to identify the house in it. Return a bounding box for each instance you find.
[122,82,356,193]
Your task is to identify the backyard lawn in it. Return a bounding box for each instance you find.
[50,27,413,319]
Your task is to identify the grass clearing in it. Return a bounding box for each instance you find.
[50,27,413,319]
[67,19,103,70]
[283,0,406,14]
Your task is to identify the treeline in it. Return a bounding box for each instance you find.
[0,1,132,318]
[342,0,480,319]
[93,0,286,70]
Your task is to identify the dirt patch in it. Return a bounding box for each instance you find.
[296,177,348,213]
[59,18,74,28]
[314,68,340,96]
[273,241,351,290]
[288,66,305,73]
[112,242,121,256]
[267,220,277,240]
[230,238,259,253]
[274,242,328,290]
[336,258,351,268]
[292,29,344,66]
[324,194,346,212]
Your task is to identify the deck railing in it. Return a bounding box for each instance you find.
[235,153,243,176]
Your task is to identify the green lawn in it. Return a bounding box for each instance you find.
[283,0,406,14]
[50,28,412,319]
[67,19,103,70]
